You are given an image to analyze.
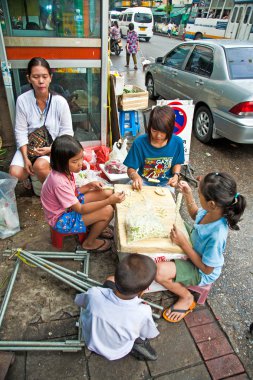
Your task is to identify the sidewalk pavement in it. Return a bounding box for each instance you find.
[0,192,250,380]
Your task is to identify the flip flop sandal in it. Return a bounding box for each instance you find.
[163,301,196,323]
[22,178,32,190]
[83,239,112,253]
[99,226,114,239]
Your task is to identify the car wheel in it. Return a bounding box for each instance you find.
[194,32,203,40]
[193,106,213,143]
[145,37,151,42]
[146,74,157,100]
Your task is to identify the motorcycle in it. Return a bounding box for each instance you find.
[110,38,122,56]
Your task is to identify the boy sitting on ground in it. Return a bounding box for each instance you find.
[75,254,159,361]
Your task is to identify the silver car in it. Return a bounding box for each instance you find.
[145,40,253,144]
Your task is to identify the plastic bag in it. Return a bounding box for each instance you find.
[125,201,168,243]
[74,168,110,188]
[83,149,97,170]
[0,172,20,239]
[83,145,110,170]
[109,139,128,163]
[104,160,127,174]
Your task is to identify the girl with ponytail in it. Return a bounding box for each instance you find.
[155,172,246,323]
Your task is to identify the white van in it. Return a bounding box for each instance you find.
[109,11,121,24]
[118,7,153,42]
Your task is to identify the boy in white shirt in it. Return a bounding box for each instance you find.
[75,254,159,361]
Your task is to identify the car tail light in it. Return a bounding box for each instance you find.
[229,102,253,116]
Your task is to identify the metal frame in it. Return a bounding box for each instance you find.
[0,0,108,145]
[0,250,90,351]
[0,249,163,351]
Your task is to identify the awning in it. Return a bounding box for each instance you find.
[155,5,166,11]
[170,7,186,18]
[154,5,186,17]
[152,11,167,16]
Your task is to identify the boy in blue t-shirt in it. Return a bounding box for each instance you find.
[123,106,184,190]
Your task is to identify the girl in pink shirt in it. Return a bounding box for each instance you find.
[41,135,125,252]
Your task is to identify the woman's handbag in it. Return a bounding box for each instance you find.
[27,94,53,162]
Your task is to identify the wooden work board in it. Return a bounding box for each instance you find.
[114,184,190,254]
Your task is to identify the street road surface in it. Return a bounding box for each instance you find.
[111,34,253,377]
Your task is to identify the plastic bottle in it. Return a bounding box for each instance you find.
[74,0,84,37]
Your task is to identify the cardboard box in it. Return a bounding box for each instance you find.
[115,75,125,96]
[118,85,148,111]
[110,72,125,96]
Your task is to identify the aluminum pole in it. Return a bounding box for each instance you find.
[0,260,20,328]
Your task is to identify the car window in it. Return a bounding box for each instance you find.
[164,45,191,69]
[123,14,127,21]
[226,47,253,79]
[185,46,213,77]
[127,14,132,22]
[134,13,152,23]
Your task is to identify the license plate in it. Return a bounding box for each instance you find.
[139,27,146,31]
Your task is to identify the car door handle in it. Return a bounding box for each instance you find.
[171,70,178,76]
[195,79,204,85]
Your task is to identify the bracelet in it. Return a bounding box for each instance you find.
[173,172,180,177]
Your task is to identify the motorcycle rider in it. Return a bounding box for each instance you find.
[110,21,120,51]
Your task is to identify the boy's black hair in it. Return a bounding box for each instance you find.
[115,254,157,295]
[50,135,83,174]
[147,105,175,143]
[199,172,246,230]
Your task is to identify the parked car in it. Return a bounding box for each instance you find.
[145,40,253,144]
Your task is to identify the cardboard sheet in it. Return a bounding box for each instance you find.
[115,184,190,255]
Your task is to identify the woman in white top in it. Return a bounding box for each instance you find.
[9,57,73,184]
[110,21,120,41]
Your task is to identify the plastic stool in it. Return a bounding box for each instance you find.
[50,227,87,250]
[119,110,140,137]
[187,284,213,305]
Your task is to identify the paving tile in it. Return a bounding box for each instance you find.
[26,351,87,380]
[0,352,15,380]
[185,308,215,328]
[88,352,149,380]
[189,322,224,343]
[221,374,249,380]
[155,364,211,379]
[6,353,26,380]
[197,336,234,360]
[205,354,245,380]
[147,320,202,377]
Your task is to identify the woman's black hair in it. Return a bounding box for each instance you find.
[147,105,175,143]
[50,135,83,175]
[199,172,246,230]
[128,22,134,31]
[114,20,119,28]
[115,254,156,296]
[27,57,52,77]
